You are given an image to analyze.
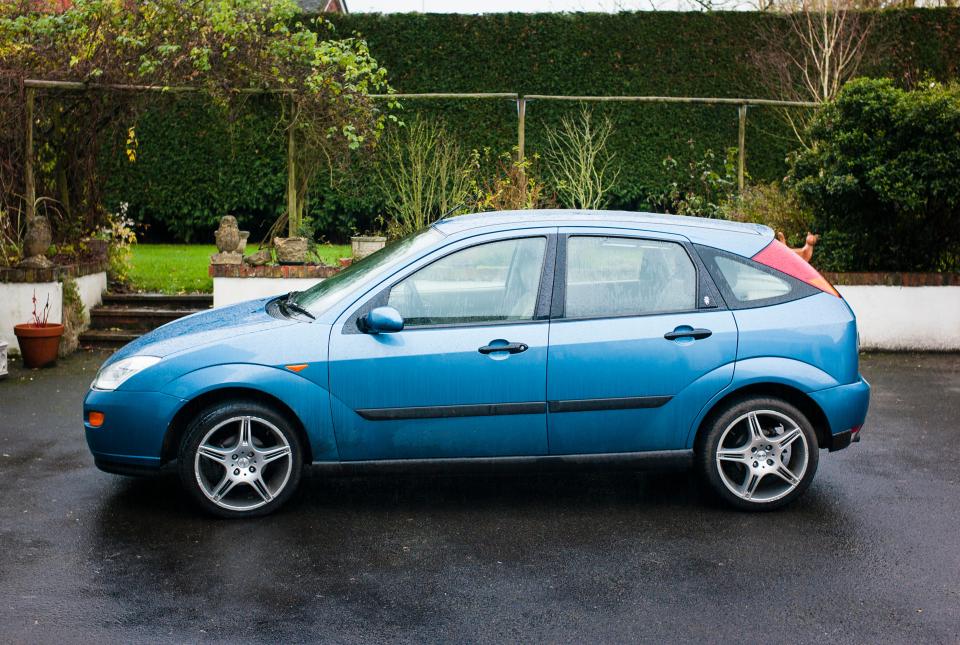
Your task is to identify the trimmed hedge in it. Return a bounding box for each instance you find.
[102,10,960,242]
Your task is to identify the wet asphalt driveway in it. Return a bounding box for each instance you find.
[0,351,958,643]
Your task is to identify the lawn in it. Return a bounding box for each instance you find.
[128,243,351,294]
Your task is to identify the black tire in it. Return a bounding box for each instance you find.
[178,400,303,518]
[695,396,819,511]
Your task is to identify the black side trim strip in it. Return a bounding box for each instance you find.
[356,401,546,421]
[312,450,693,474]
[548,395,672,413]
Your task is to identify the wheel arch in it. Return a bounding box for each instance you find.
[692,382,832,453]
[161,387,313,465]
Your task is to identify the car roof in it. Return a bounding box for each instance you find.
[433,209,773,256]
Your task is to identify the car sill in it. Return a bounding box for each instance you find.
[311,449,693,475]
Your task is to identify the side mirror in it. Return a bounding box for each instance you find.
[359,306,404,334]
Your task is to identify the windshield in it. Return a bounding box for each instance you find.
[292,227,444,316]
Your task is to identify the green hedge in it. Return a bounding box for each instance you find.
[102,9,960,242]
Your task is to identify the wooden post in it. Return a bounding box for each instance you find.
[286,114,297,238]
[24,88,35,222]
[737,103,747,193]
[517,97,526,162]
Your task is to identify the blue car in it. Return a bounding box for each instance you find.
[84,210,869,517]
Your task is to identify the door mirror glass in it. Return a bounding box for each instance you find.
[360,306,404,334]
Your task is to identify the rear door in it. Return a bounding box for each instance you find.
[546,229,737,454]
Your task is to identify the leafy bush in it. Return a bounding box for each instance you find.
[471,149,555,213]
[724,181,814,248]
[789,77,960,272]
[643,144,738,218]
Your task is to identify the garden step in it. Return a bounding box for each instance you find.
[101,293,213,310]
[78,329,143,350]
[89,306,197,331]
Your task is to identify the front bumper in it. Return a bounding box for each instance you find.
[809,376,871,452]
[84,388,185,473]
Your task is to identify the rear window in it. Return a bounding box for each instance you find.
[696,244,818,309]
[714,256,791,301]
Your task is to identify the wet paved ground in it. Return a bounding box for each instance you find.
[0,351,958,643]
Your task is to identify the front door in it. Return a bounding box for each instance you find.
[547,230,737,454]
[328,232,556,460]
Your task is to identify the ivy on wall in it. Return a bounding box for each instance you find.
[102,9,960,242]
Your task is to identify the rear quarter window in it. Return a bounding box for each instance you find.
[696,244,818,309]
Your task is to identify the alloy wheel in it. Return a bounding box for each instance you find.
[715,409,809,503]
[193,415,294,512]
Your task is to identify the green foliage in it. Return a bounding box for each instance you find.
[470,149,555,213]
[100,202,137,287]
[789,77,960,272]
[644,144,738,218]
[95,10,960,242]
[0,0,392,247]
[724,181,814,248]
[102,96,287,242]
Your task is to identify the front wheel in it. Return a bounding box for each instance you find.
[696,396,819,511]
[179,401,303,518]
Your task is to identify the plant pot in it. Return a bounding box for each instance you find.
[338,257,353,268]
[236,231,250,255]
[14,323,64,369]
[351,235,386,260]
[274,237,308,265]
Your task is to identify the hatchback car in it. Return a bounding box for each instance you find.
[84,210,869,517]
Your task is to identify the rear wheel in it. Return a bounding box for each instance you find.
[178,401,303,518]
[697,396,818,511]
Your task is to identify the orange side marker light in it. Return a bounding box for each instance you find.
[88,411,105,427]
[285,364,309,373]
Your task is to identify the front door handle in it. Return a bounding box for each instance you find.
[478,342,529,355]
[664,328,713,341]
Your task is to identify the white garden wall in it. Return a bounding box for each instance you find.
[213,277,323,308]
[837,285,960,351]
[0,271,106,354]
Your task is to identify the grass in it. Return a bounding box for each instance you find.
[128,243,351,294]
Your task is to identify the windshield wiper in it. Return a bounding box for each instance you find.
[278,291,315,320]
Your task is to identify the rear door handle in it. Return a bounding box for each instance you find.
[478,342,529,355]
[664,328,712,341]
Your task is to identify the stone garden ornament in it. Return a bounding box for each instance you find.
[19,215,53,268]
[211,215,247,265]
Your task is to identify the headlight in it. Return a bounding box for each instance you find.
[92,356,161,391]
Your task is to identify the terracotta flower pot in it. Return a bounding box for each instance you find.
[14,323,64,369]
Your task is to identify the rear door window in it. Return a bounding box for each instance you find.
[564,236,697,317]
